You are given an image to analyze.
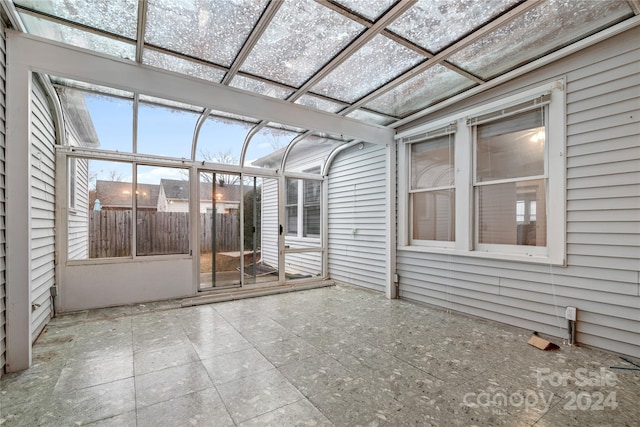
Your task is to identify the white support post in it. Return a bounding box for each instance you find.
[5,43,33,372]
[385,142,397,299]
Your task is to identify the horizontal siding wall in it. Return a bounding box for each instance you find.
[260,178,278,270]
[397,27,640,357]
[30,78,56,342]
[67,157,89,260]
[328,143,387,293]
[0,19,6,376]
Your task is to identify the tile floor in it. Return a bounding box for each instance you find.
[1,284,639,426]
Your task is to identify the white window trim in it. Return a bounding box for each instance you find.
[407,128,457,249]
[397,80,566,266]
[68,156,77,211]
[284,167,322,241]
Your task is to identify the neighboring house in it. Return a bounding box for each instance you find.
[94,180,159,211]
[57,86,99,261]
[158,179,241,214]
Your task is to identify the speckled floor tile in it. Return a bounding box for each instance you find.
[254,336,319,367]
[133,342,200,376]
[3,284,639,427]
[41,377,136,426]
[279,353,358,398]
[190,330,253,359]
[132,329,191,353]
[239,398,335,427]
[134,361,213,408]
[201,347,275,385]
[84,411,137,426]
[216,369,305,424]
[54,354,133,393]
[309,384,403,427]
[136,388,234,427]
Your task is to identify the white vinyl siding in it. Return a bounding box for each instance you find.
[30,78,56,342]
[397,27,640,357]
[260,178,279,270]
[328,144,387,293]
[0,18,6,376]
[67,156,89,260]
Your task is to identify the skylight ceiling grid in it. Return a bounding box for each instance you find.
[447,0,635,79]
[10,0,640,129]
[144,0,268,67]
[239,0,365,87]
[309,33,425,103]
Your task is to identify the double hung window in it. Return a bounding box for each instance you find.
[400,82,565,264]
[410,131,455,244]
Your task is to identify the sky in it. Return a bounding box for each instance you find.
[85,93,297,186]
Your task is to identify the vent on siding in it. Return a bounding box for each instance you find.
[401,122,457,144]
[467,93,551,126]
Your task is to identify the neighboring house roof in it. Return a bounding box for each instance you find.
[160,179,241,202]
[95,180,159,209]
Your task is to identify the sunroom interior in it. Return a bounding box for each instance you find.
[1,0,639,397]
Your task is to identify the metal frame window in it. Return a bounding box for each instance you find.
[284,167,322,240]
[285,178,298,236]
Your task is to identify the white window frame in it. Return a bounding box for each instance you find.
[472,104,549,257]
[407,125,457,249]
[397,80,566,265]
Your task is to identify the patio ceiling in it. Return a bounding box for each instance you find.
[9,0,640,133]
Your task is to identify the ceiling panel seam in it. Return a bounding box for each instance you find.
[15,4,136,44]
[285,0,417,104]
[338,0,541,117]
[221,1,283,85]
[135,0,147,63]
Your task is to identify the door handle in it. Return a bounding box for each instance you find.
[279,224,283,235]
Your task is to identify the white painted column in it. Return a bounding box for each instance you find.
[385,142,397,299]
[5,34,32,372]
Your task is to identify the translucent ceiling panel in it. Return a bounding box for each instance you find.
[138,95,203,113]
[346,109,396,126]
[145,0,268,66]
[448,0,634,80]
[143,50,226,83]
[15,0,138,39]
[365,64,475,117]
[295,95,345,113]
[310,34,424,103]
[196,115,256,164]
[50,76,133,98]
[240,0,364,87]
[388,0,518,53]
[245,125,301,168]
[19,13,136,60]
[136,101,200,159]
[334,0,396,21]
[230,75,294,99]
[284,135,345,173]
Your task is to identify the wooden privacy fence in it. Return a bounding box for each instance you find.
[89,211,240,257]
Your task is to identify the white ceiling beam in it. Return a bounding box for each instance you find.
[135,0,148,63]
[8,31,393,144]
